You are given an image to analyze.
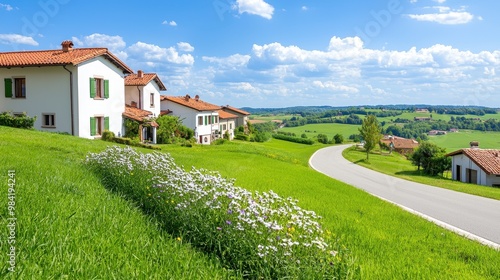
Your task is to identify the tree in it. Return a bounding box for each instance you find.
[358,115,382,160]
[156,115,194,144]
[333,133,344,144]
[409,141,450,176]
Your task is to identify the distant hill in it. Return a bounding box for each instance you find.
[241,105,499,115]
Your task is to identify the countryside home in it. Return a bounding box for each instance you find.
[0,41,135,138]
[380,135,419,155]
[221,105,251,128]
[160,95,222,145]
[447,145,500,187]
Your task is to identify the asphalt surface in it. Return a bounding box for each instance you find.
[309,144,500,249]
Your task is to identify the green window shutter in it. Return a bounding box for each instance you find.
[104,80,109,99]
[204,116,207,125]
[90,117,96,136]
[4,78,12,98]
[89,78,96,98]
[104,117,109,130]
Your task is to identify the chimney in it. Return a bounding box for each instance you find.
[131,101,137,108]
[470,141,479,149]
[137,70,144,78]
[194,95,199,101]
[184,94,190,101]
[61,40,74,52]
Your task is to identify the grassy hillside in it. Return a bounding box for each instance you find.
[279,123,360,140]
[428,130,500,152]
[0,127,237,279]
[1,126,500,279]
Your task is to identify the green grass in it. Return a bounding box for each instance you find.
[342,146,500,201]
[279,123,360,140]
[0,126,237,279]
[2,126,500,279]
[163,140,500,279]
[428,130,500,152]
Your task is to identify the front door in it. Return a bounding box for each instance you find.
[466,168,478,184]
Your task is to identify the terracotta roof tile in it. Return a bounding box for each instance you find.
[381,136,419,149]
[123,105,154,122]
[161,95,221,111]
[447,148,500,175]
[222,105,250,115]
[218,110,238,119]
[0,45,133,74]
[125,72,167,91]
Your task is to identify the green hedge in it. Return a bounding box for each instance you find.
[272,134,314,145]
[103,136,161,150]
[0,112,36,129]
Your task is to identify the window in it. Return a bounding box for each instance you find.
[14,78,26,98]
[222,124,227,131]
[198,116,203,126]
[90,116,109,136]
[213,116,218,124]
[150,93,155,107]
[90,78,109,99]
[42,113,56,128]
[4,78,26,98]
[230,123,233,129]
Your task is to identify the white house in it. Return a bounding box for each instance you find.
[160,94,221,144]
[221,105,250,129]
[124,70,167,143]
[218,110,238,140]
[0,40,133,139]
[447,148,500,187]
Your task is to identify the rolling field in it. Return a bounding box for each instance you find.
[428,130,500,151]
[279,123,360,140]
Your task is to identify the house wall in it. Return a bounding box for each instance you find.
[125,82,161,117]
[451,154,489,186]
[75,57,126,138]
[486,174,500,187]
[160,100,219,144]
[0,66,73,134]
[219,118,236,140]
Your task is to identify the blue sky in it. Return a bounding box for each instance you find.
[1,0,499,108]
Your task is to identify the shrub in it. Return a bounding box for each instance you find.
[250,131,271,142]
[234,133,249,141]
[301,133,308,139]
[101,130,115,142]
[317,134,329,144]
[85,147,358,279]
[334,133,344,144]
[272,134,314,145]
[0,112,36,129]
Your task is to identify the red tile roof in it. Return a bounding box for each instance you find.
[222,105,250,116]
[123,105,154,123]
[381,136,419,150]
[447,148,500,175]
[218,110,238,119]
[0,41,133,74]
[125,72,167,91]
[161,95,221,111]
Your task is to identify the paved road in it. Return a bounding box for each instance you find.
[309,144,500,249]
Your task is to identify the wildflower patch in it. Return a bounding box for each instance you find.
[85,146,359,279]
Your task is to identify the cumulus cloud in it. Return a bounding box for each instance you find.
[177,42,194,52]
[72,33,126,50]
[0,34,38,46]
[128,41,194,65]
[407,6,475,24]
[200,36,500,106]
[234,0,274,19]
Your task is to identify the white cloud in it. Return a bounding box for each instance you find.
[0,3,13,11]
[234,0,274,20]
[128,41,194,65]
[177,42,194,52]
[0,34,38,46]
[162,20,177,26]
[484,67,496,76]
[301,6,308,11]
[73,33,126,50]
[433,0,446,3]
[407,6,475,24]
[312,81,359,93]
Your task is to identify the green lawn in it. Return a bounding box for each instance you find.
[0,127,237,279]
[2,126,500,279]
[279,123,360,140]
[342,146,500,200]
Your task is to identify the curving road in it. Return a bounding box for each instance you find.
[309,144,500,249]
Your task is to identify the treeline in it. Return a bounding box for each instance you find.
[434,107,497,116]
[283,110,401,127]
[385,117,500,139]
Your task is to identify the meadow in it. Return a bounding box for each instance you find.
[1,126,500,279]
